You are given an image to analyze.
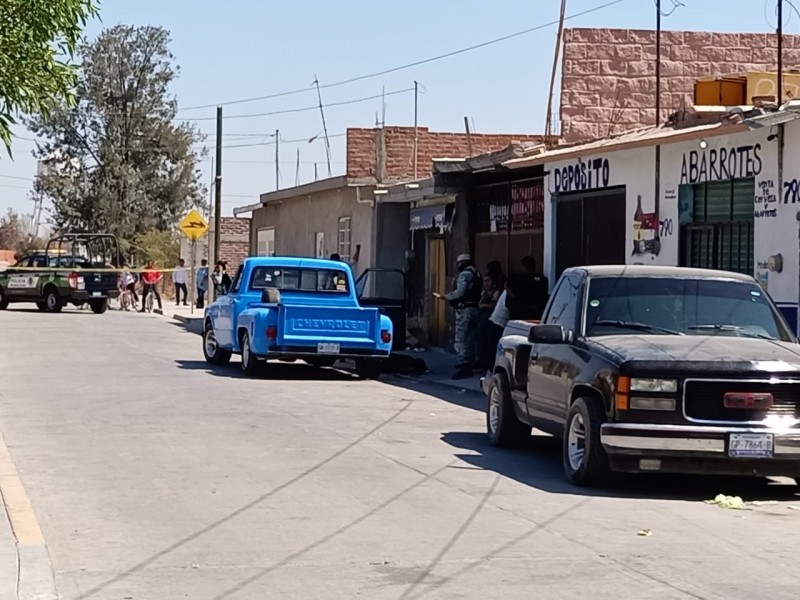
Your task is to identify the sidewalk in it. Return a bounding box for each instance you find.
[395,348,485,394]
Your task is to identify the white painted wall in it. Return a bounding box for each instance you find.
[544,145,656,279]
[543,125,800,326]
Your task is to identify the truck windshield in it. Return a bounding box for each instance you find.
[584,276,793,342]
[250,266,349,293]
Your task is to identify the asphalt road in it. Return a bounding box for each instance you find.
[0,306,799,599]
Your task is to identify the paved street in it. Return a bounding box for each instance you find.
[0,307,799,599]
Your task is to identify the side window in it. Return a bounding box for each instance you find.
[230,265,244,294]
[544,274,582,332]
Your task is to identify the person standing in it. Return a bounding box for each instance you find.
[478,274,502,370]
[139,260,163,312]
[196,259,209,309]
[329,244,361,276]
[505,256,549,320]
[435,253,481,380]
[173,258,188,306]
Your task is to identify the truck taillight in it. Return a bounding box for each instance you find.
[68,272,79,289]
[380,329,392,343]
[266,326,277,340]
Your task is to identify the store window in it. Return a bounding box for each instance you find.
[337,216,351,262]
[679,179,754,275]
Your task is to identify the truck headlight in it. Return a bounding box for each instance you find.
[630,378,678,393]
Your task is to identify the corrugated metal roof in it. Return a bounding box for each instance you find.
[503,120,748,169]
[743,109,800,128]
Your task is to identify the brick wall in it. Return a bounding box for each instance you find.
[218,217,250,271]
[346,127,548,180]
[561,27,800,142]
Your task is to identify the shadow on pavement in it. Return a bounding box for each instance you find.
[442,430,800,502]
[5,307,92,315]
[175,359,359,382]
[382,374,486,413]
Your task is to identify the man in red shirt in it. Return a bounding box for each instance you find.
[139,260,163,312]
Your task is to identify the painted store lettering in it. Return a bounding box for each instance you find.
[553,157,610,193]
[680,144,762,184]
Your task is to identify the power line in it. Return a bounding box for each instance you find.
[177,0,626,112]
[0,174,33,181]
[186,87,414,122]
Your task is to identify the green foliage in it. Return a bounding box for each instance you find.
[0,0,99,153]
[133,229,179,269]
[28,25,207,248]
[0,209,46,258]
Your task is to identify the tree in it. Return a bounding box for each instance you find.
[0,209,24,249]
[0,0,99,152]
[0,209,46,257]
[28,25,207,246]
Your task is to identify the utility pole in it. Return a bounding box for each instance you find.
[275,129,280,191]
[778,0,784,105]
[213,106,223,271]
[413,81,419,179]
[313,77,333,177]
[654,0,662,225]
[545,0,567,140]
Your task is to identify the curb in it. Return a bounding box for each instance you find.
[0,434,57,600]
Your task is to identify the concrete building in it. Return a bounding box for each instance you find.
[506,103,800,333]
[235,126,546,277]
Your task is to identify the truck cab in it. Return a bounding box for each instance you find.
[484,265,800,487]
[202,257,394,378]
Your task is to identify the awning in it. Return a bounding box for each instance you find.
[409,204,453,231]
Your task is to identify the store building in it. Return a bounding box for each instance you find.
[505,105,800,333]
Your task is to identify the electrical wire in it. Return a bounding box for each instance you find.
[183,87,414,122]
[177,0,627,112]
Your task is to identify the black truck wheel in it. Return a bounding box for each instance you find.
[203,322,231,366]
[487,372,531,447]
[0,287,8,310]
[89,299,108,314]
[240,331,264,377]
[563,397,611,487]
[43,287,62,313]
[355,359,382,380]
[36,301,47,312]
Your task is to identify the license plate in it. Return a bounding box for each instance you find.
[91,292,101,297]
[728,433,774,458]
[317,342,340,354]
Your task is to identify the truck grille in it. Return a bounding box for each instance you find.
[684,379,800,423]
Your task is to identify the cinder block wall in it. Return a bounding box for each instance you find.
[560,28,799,142]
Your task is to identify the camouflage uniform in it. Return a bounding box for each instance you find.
[446,265,480,367]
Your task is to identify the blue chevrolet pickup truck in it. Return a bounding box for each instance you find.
[202,256,394,378]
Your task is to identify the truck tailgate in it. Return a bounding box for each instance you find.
[278,304,380,347]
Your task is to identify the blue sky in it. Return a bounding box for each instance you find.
[0,0,791,219]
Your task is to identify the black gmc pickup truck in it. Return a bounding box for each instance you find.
[482,265,800,486]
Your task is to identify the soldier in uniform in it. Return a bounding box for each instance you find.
[440,253,481,380]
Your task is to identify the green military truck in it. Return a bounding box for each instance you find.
[0,233,121,314]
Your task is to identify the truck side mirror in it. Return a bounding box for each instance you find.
[528,324,566,344]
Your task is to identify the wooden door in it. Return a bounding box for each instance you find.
[428,237,447,346]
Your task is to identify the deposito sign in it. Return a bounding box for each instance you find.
[178,209,209,241]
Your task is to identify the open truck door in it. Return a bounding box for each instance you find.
[355,268,407,351]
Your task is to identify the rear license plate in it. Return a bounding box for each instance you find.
[728,433,774,458]
[317,342,340,354]
[91,292,101,297]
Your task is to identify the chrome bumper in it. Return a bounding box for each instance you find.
[602,423,800,457]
